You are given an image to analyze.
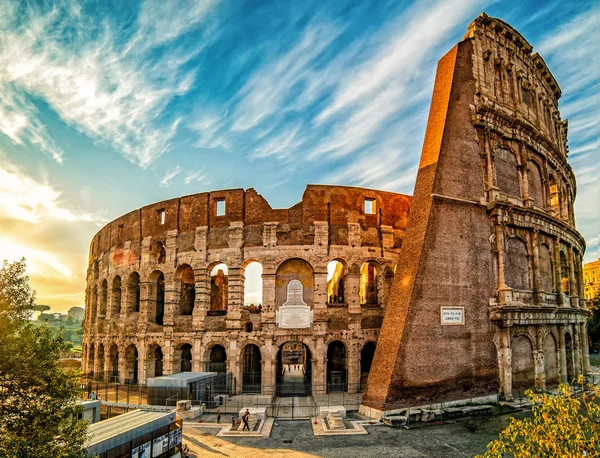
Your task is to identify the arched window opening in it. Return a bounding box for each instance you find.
[207,345,226,373]
[560,251,570,295]
[276,341,312,396]
[146,345,163,378]
[538,244,554,292]
[327,260,346,304]
[505,238,530,290]
[149,271,165,325]
[245,322,253,333]
[151,241,166,264]
[96,344,104,381]
[99,280,108,317]
[527,161,544,208]
[210,264,228,312]
[493,147,521,197]
[242,344,261,393]
[512,336,534,389]
[276,258,314,309]
[549,175,560,215]
[360,342,376,392]
[111,276,122,317]
[327,341,347,392]
[109,344,119,383]
[125,345,138,384]
[360,262,379,305]
[544,334,559,387]
[178,265,195,316]
[180,344,192,373]
[243,261,262,309]
[127,272,140,313]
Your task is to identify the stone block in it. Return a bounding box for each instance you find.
[239,406,267,422]
[319,405,346,419]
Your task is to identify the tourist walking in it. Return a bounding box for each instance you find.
[231,414,236,428]
[216,409,221,424]
[242,411,250,431]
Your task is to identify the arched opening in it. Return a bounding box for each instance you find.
[539,243,554,292]
[493,147,521,197]
[99,280,108,317]
[242,344,262,393]
[548,175,560,214]
[180,344,192,373]
[327,341,347,393]
[528,160,544,208]
[560,251,570,295]
[207,345,227,373]
[96,344,104,380]
[90,286,98,322]
[505,237,530,290]
[125,345,138,384]
[544,333,559,387]
[276,341,312,396]
[327,260,346,304]
[512,335,534,390]
[151,241,166,264]
[88,344,95,378]
[111,276,122,317]
[360,342,376,392]
[565,332,574,382]
[360,262,379,305]
[276,259,314,308]
[127,272,141,313]
[210,264,228,312]
[146,345,163,378]
[109,344,119,383]
[149,271,165,325]
[243,261,262,308]
[177,265,195,316]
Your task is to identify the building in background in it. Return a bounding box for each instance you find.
[583,258,600,301]
[68,306,85,322]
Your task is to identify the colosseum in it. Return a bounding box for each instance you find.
[83,13,590,414]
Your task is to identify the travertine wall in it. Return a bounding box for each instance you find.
[362,13,589,413]
[82,185,411,393]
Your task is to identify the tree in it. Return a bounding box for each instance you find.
[0,258,88,458]
[587,295,600,349]
[478,379,600,457]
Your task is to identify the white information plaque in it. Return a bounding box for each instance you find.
[440,307,464,325]
[276,280,313,329]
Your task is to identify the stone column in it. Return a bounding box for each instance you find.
[139,281,152,324]
[137,340,146,383]
[313,267,329,315]
[103,349,111,383]
[192,339,202,372]
[261,272,276,319]
[193,267,210,328]
[500,328,513,400]
[163,339,173,375]
[163,277,178,327]
[533,328,546,391]
[558,328,568,383]
[313,337,326,395]
[568,247,578,308]
[118,345,127,384]
[531,231,541,301]
[574,327,582,377]
[347,342,360,394]
[93,346,104,380]
[345,272,361,314]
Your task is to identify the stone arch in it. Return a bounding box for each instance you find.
[564,331,574,382]
[108,343,119,382]
[99,280,108,317]
[125,344,139,383]
[176,264,195,316]
[146,343,163,378]
[493,145,521,197]
[559,250,570,294]
[206,344,227,373]
[327,259,347,304]
[505,236,530,290]
[87,343,95,378]
[543,332,559,386]
[90,286,98,322]
[148,270,165,325]
[360,341,377,391]
[150,241,166,264]
[276,340,312,396]
[111,275,122,317]
[209,263,228,312]
[172,342,193,373]
[548,173,560,215]
[276,258,314,308]
[327,340,347,392]
[96,343,105,379]
[127,272,141,313]
[242,344,262,393]
[527,160,544,207]
[360,261,380,305]
[243,260,262,307]
[538,243,554,292]
[512,334,535,389]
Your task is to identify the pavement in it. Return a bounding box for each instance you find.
[182,411,530,458]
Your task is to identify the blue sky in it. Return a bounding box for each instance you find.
[0,0,597,312]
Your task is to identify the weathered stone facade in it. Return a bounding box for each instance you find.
[83,13,590,408]
[362,13,589,414]
[82,185,411,394]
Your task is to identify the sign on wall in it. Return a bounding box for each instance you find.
[169,428,182,448]
[152,434,169,457]
[440,307,465,325]
[132,442,151,458]
[276,280,313,329]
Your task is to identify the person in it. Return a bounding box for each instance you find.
[242,411,250,431]
[216,409,221,424]
[231,414,236,428]
[88,391,96,400]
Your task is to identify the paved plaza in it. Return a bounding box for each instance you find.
[182,411,530,458]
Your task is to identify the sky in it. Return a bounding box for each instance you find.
[0,0,597,313]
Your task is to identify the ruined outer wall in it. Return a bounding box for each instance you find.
[363,13,588,410]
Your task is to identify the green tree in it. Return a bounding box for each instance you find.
[0,259,88,458]
[478,379,600,457]
[587,296,600,349]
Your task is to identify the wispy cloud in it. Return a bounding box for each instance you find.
[0,157,105,224]
[184,168,209,185]
[159,166,182,187]
[0,0,217,167]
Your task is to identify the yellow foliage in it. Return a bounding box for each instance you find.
[478,377,600,458]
